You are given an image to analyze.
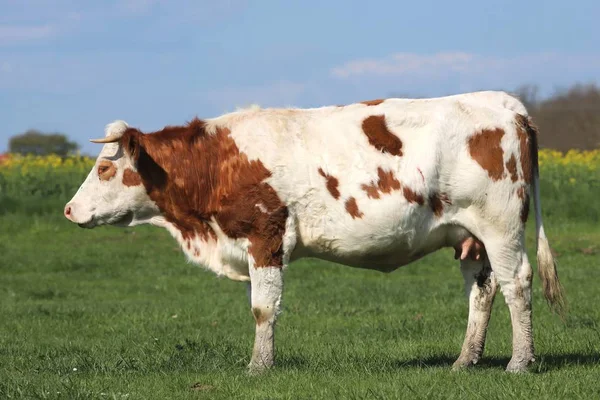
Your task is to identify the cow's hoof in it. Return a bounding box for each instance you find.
[452,355,479,371]
[505,356,535,373]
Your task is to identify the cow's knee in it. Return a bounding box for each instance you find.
[252,306,275,326]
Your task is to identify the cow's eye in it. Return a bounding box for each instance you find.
[98,165,109,175]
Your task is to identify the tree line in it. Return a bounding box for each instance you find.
[515,83,600,151]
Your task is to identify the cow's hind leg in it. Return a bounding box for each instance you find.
[453,256,498,370]
[484,235,535,372]
[247,265,284,374]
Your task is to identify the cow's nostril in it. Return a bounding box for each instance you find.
[64,205,72,218]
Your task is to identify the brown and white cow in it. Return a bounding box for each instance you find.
[64,91,564,373]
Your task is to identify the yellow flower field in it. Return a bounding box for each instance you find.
[538,149,600,170]
[0,153,95,173]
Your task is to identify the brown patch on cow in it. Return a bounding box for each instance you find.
[361,167,401,199]
[516,115,536,184]
[376,168,401,193]
[520,191,530,223]
[345,197,363,219]
[429,193,451,217]
[360,168,425,206]
[517,128,531,183]
[467,128,505,181]
[122,168,142,187]
[317,168,341,199]
[119,119,288,268]
[361,99,385,106]
[362,115,403,156]
[516,186,529,223]
[361,182,381,199]
[505,155,518,182]
[252,307,269,326]
[97,160,116,181]
[404,186,425,205]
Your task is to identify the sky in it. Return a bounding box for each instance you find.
[1,0,599,155]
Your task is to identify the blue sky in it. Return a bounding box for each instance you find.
[1,0,599,154]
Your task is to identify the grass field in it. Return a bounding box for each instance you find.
[1,213,599,399]
[1,152,600,399]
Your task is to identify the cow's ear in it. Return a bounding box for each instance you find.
[121,130,143,161]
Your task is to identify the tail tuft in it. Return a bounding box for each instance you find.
[537,228,567,318]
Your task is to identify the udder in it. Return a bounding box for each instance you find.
[453,236,486,261]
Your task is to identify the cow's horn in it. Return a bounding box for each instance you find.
[89,134,122,144]
[90,120,129,143]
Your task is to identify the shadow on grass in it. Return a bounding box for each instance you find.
[463,353,600,372]
[277,352,600,373]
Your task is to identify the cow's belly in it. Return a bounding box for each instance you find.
[294,247,430,272]
[291,199,455,271]
[293,221,471,272]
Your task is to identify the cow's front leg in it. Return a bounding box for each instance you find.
[247,264,284,374]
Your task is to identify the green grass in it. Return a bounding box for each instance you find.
[1,212,599,399]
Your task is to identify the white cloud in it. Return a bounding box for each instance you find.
[331,52,477,78]
[332,52,600,79]
[329,51,600,97]
[0,24,56,45]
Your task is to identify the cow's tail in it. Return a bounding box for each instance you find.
[523,115,566,317]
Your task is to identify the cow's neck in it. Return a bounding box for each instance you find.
[133,119,258,280]
[127,119,216,236]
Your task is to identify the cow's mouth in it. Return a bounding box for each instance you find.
[77,219,96,229]
[76,211,133,229]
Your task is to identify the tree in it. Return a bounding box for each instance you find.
[529,83,600,151]
[9,130,79,156]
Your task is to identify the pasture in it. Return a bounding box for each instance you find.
[1,152,599,399]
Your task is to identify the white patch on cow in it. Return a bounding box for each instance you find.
[255,203,269,213]
[105,120,129,137]
[154,216,250,282]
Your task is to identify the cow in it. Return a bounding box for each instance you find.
[64,91,564,373]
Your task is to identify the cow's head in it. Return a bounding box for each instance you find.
[64,121,159,228]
